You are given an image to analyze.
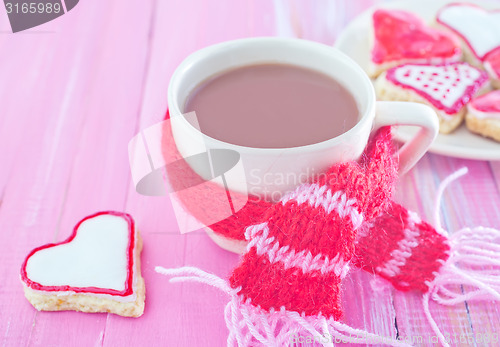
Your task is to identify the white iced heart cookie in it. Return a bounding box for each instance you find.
[21,211,145,317]
[437,3,500,63]
[386,63,486,114]
[375,62,489,134]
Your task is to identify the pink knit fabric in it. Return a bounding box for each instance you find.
[353,201,450,293]
[229,128,397,320]
[159,113,500,346]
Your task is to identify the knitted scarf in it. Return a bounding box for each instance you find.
[153,117,500,347]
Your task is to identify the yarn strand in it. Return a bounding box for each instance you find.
[156,266,410,346]
[433,167,468,234]
[155,266,233,294]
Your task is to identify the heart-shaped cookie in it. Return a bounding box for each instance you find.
[376,62,489,133]
[469,90,500,116]
[370,9,461,76]
[21,211,145,317]
[385,63,488,115]
[466,90,500,142]
[437,3,500,62]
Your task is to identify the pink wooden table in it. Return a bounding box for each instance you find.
[1,0,499,346]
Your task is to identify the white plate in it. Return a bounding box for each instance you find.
[335,0,500,161]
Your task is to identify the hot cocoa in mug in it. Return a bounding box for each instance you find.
[168,38,438,202]
[184,63,359,149]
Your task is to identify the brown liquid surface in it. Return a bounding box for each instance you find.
[184,64,359,148]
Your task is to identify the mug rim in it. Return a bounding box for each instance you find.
[167,37,376,154]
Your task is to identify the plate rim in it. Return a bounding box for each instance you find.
[334,0,500,161]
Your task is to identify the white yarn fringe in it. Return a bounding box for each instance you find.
[424,167,500,347]
[155,266,410,347]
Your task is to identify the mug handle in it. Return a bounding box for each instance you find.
[374,101,439,174]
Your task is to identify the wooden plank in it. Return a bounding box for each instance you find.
[34,0,154,345]
[0,3,111,345]
[0,0,152,345]
[0,19,102,347]
[342,270,398,346]
[103,0,275,345]
[489,161,500,198]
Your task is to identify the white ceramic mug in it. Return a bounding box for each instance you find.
[168,37,438,202]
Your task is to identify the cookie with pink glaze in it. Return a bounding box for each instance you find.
[369,9,462,78]
[466,90,500,142]
[437,3,500,68]
[484,48,500,89]
[21,211,145,317]
[375,62,489,134]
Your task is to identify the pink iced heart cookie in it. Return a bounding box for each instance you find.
[375,62,489,133]
[21,211,145,317]
[370,9,461,77]
[485,48,500,89]
[466,90,500,142]
[437,3,500,65]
